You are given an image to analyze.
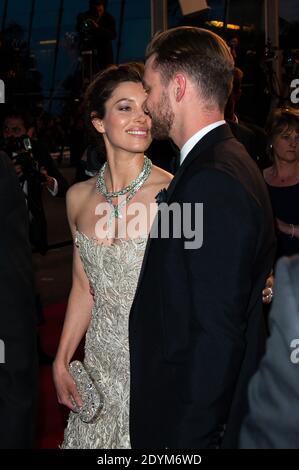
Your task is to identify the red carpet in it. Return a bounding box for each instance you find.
[36,302,84,449]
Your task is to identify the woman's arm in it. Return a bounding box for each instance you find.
[53,186,94,410]
[276,218,299,239]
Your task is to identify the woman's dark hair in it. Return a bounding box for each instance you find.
[84,62,144,154]
[266,107,299,161]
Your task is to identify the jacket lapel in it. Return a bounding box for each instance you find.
[166,124,233,202]
[131,124,234,313]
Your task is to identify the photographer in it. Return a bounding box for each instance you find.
[76,0,116,75]
[2,111,68,254]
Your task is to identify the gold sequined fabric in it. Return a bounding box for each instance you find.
[61,231,147,449]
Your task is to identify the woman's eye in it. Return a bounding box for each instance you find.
[119,106,131,111]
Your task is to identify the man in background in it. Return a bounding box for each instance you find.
[77,0,116,78]
[0,152,37,448]
[240,255,299,449]
[2,110,68,254]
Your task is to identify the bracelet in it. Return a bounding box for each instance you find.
[289,224,295,238]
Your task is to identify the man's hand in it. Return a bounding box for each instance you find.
[262,274,274,304]
[90,19,99,28]
[13,162,23,177]
[40,166,55,192]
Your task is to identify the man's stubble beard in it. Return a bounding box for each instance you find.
[150,91,175,140]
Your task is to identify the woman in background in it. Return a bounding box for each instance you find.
[264,107,299,259]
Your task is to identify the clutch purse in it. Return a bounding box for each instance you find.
[69,360,104,423]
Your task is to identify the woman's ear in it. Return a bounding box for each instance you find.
[92,117,105,134]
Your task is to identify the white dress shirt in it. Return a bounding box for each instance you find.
[180,120,226,165]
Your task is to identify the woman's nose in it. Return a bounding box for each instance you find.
[134,110,147,121]
[290,137,298,147]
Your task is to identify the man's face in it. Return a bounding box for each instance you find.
[3,116,27,139]
[95,5,104,17]
[143,55,175,140]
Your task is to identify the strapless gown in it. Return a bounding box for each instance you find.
[61,231,147,449]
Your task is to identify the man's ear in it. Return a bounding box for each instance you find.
[173,74,186,102]
[92,117,105,134]
[27,127,35,139]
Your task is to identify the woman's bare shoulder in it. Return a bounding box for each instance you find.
[66,177,97,215]
[141,165,172,201]
[67,176,97,200]
[151,165,173,186]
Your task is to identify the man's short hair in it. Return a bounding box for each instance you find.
[89,0,105,7]
[146,27,234,112]
[4,109,34,131]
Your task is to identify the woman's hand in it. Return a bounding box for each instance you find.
[53,360,83,411]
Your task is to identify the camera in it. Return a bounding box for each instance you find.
[0,135,46,182]
[79,17,97,42]
[1,134,31,154]
[82,18,94,31]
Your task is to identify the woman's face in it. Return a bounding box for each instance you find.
[93,81,152,155]
[272,127,299,163]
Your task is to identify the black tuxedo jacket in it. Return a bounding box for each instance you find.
[0,153,38,448]
[129,125,276,449]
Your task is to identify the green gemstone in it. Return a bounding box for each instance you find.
[114,207,122,218]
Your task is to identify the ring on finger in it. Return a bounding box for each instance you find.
[267,287,273,299]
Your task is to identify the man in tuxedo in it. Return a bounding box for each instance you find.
[0,152,38,448]
[129,27,276,449]
[240,255,299,449]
